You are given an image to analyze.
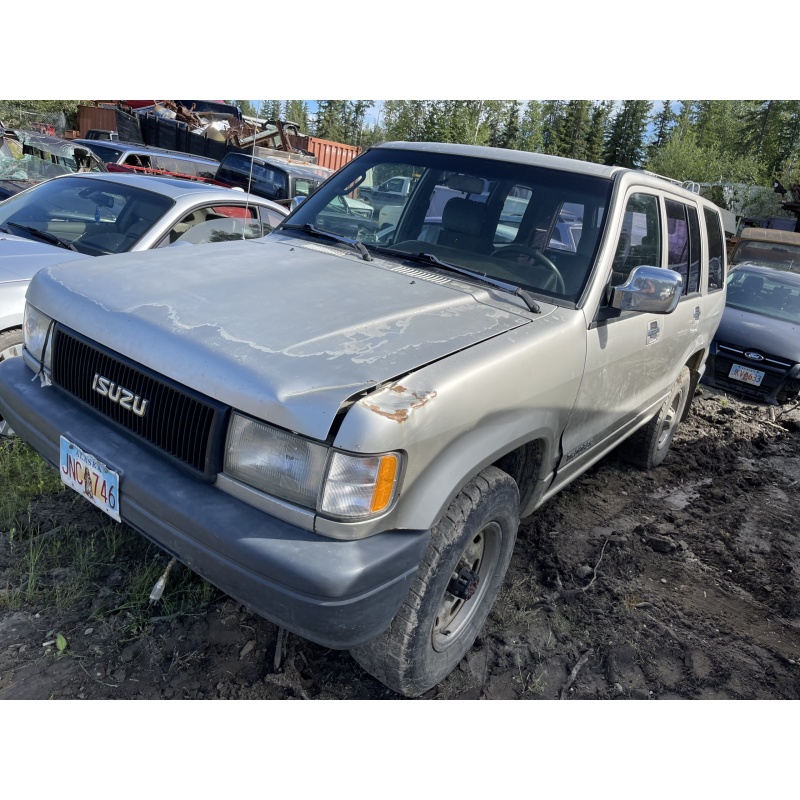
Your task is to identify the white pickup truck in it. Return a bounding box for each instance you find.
[0,142,727,696]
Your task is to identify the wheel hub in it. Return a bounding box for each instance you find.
[447,566,480,600]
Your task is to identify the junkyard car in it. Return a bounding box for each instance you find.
[0,129,107,201]
[74,139,220,182]
[0,142,727,696]
[0,172,286,433]
[704,231,800,403]
[215,151,332,205]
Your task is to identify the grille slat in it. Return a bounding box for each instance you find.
[51,326,226,477]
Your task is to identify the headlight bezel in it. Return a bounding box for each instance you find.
[223,411,404,522]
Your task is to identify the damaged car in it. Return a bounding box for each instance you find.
[0,129,106,201]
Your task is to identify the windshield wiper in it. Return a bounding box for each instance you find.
[2,222,78,251]
[402,251,541,313]
[280,222,372,262]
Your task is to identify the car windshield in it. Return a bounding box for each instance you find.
[731,239,800,270]
[726,267,800,324]
[282,147,612,303]
[0,132,106,187]
[0,176,174,256]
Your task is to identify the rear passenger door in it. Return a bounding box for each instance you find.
[648,194,705,380]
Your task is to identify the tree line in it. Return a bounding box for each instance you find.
[253,99,800,213]
[5,99,798,217]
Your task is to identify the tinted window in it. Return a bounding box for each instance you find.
[703,208,725,291]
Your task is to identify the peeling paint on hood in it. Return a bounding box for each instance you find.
[28,237,535,440]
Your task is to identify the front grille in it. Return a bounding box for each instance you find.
[51,326,228,477]
[713,341,797,401]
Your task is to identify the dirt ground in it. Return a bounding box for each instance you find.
[1,384,799,701]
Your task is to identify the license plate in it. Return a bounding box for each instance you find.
[59,436,120,522]
[728,363,765,387]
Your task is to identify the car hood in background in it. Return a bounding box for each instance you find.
[28,237,536,440]
[716,305,800,362]
[0,234,90,283]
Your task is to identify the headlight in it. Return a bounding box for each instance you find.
[224,413,402,520]
[225,414,328,507]
[23,303,53,367]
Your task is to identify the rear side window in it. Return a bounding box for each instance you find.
[703,208,726,291]
[664,199,702,296]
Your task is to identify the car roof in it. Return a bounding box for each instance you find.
[74,140,219,165]
[44,172,287,209]
[372,141,715,202]
[226,152,332,181]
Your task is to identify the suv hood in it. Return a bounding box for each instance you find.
[28,237,536,440]
[0,234,90,283]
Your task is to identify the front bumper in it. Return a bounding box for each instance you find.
[0,357,429,649]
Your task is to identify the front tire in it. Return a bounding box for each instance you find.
[621,366,690,470]
[350,466,519,697]
[0,328,23,438]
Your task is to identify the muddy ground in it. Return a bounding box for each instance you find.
[1,384,799,701]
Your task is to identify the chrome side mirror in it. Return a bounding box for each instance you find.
[610,265,683,314]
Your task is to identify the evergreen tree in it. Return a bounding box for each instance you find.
[497,101,522,150]
[585,101,613,163]
[603,100,652,167]
[283,100,310,131]
[553,100,591,160]
[540,101,565,155]
[518,101,544,153]
[647,101,677,159]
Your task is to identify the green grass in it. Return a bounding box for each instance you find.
[0,438,220,629]
[0,438,64,530]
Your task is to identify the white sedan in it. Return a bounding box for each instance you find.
[0,172,287,433]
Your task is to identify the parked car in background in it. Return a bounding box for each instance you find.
[215,151,332,205]
[0,172,286,434]
[357,175,413,214]
[75,140,220,183]
[728,226,800,271]
[705,254,800,405]
[311,193,379,239]
[0,129,107,201]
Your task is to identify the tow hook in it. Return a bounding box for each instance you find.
[448,567,479,601]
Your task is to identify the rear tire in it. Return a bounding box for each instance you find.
[621,366,690,469]
[350,466,519,697]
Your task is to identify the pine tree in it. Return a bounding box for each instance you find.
[518,101,544,153]
[603,100,653,167]
[554,100,591,160]
[647,101,677,159]
[585,101,613,163]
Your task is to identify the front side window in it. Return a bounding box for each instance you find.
[610,193,661,286]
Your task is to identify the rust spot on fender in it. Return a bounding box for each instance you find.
[363,388,438,423]
[366,405,410,423]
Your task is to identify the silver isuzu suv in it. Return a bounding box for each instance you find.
[0,142,728,696]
